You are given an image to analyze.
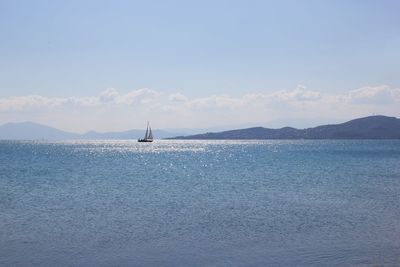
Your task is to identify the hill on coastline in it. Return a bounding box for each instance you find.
[170,115,400,139]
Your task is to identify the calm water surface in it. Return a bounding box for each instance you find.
[0,140,400,266]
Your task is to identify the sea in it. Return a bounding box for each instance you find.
[0,140,399,266]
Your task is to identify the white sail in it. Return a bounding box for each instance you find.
[138,121,154,142]
[144,123,149,139]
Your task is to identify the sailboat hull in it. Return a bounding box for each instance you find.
[138,139,153,142]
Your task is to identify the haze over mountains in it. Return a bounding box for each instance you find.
[1,115,399,140]
[171,116,400,139]
[0,122,186,140]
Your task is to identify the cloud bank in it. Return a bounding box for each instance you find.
[1,85,399,131]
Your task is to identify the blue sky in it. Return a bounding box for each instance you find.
[1,0,399,132]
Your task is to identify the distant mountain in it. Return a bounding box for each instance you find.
[2,116,399,140]
[0,122,78,140]
[170,116,400,139]
[0,122,185,140]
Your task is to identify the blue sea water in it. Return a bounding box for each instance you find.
[0,140,400,266]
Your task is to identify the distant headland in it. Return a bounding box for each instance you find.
[169,115,400,140]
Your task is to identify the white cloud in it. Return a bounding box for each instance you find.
[1,85,399,131]
[186,95,244,109]
[68,96,100,107]
[269,85,322,102]
[347,85,400,104]
[177,86,322,110]
[0,88,161,111]
[100,88,119,103]
[115,88,159,105]
[1,85,398,113]
[169,93,188,102]
[98,88,159,105]
[0,95,66,111]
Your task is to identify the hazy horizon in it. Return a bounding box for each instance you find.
[0,114,397,138]
[1,0,399,132]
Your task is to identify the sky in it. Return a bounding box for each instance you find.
[0,0,399,132]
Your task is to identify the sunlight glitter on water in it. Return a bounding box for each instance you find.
[1,140,400,266]
[36,139,288,154]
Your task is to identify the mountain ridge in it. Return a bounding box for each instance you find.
[170,115,400,139]
[1,115,400,140]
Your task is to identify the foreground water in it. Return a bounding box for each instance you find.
[0,140,399,266]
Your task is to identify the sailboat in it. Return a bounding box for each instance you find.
[138,122,154,142]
